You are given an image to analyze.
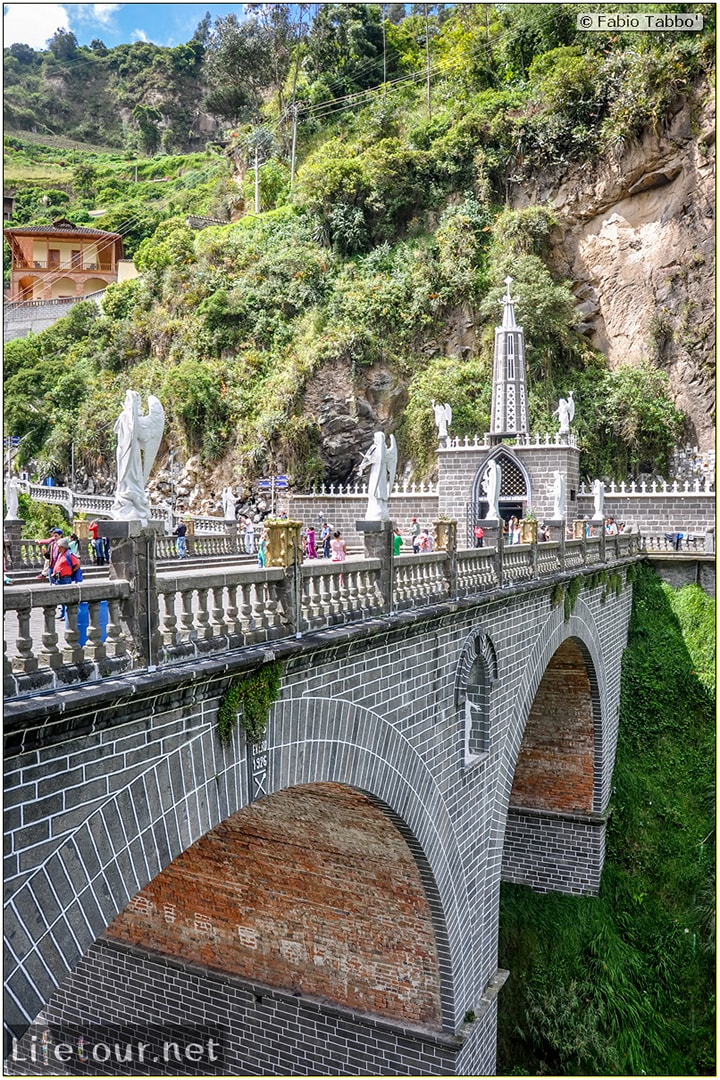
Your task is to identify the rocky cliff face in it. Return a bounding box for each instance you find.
[514,84,715,451]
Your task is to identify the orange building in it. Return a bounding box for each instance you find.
[4,217,123,302]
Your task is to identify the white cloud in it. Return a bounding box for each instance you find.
[72,3,121,27]
[131,27,148,42]
[3,3,69,49]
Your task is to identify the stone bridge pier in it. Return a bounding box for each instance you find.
[4,564,635,1075]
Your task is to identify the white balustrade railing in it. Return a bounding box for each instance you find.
[456,549,498,594]
[577,476,714,496]
[156,567,288,657]
[503,544,535,584]
[4,579,132,693]
[4,533,643,699]
[393,552,447,609]
[535,541,562,576]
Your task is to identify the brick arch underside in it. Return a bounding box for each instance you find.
[4,698,464,1039]
[105,783,443,1028]
[501,597,607,821]
[511,638,595,813]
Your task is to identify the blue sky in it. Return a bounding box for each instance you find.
[3,3,248,50]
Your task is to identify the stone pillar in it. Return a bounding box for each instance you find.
[546,519,565,569]
[357,520,393,613]
[102,521,162,669]
[434,519,457,598]
[266,521,303,638]
[3,519,24,570]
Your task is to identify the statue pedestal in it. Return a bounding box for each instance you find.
[105,523,162,669]
[356,519,392,559]
[3,519,24,570]
[356,520,393,611]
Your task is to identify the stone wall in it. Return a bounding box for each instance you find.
[284,491,439,547]
[6,937,464,1077]
[510,639,594,813]
[3,294,104,343]
[4,569,635,1072]
[576,490,714,534]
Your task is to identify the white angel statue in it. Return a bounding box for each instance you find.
[552,470,567,520]
[482,459,501,520]
[222,486,236,520]
[432,400,452,441]
[591,479,605,521]
[111,390,165,526]
[357,432,398,521]
[553,391,575,435]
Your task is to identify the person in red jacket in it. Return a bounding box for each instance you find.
[51,537,80,582]
[36,527,63,581]
[51,537,81,619]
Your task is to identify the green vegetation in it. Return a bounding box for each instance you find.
[497,565,715,1074]
[217,662,283,746]
[3,5,713,488]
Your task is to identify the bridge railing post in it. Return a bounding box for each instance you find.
[495,529,504,587]
[105,522,162,670]
[599,526,606,564]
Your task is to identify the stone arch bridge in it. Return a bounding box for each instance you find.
[4,536,639,1075]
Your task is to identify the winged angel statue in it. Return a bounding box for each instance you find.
[553,390,575,435]
[111,390,165,525]
[432,400,452,440]
[357,432,398,521]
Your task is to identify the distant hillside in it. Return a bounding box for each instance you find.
[4,33,215,153]
[3,3,715,508]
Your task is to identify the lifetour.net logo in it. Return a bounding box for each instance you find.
[6,1027,223,1071]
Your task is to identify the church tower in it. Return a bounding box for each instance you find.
[490,277,529,444]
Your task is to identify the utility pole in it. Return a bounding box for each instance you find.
[290,103,299,190]
[425,3,432,121]
[382,3,387,100]
[254,142,260,214]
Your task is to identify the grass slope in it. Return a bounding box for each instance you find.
[497,563,715,1075]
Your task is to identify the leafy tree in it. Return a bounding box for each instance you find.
[495,3,576,79]
[8,42,37,64]
[132,104,163,155]
[602,362,685,479]
[47,28,79,61]
[203,14,272,122]
[73,164,97,201]
[303,3,388,98]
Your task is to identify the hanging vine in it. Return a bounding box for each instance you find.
[217,661,283,746]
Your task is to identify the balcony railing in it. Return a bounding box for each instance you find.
[15,259,111,271]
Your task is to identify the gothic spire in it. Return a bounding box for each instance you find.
[490,276,529,441]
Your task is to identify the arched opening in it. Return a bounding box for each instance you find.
[510,638,595,814]
[471,448,530,529]
[50,276,76,299]
[83,276,108,294]
[16,274,37,301]
[466,652,491,759]
[105,782,443,1028]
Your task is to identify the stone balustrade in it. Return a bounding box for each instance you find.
[4,531,642,700]
[393,552,448,609]
[578,477,714,495]
[156,567,288,660]
[455,549,498,594]
[4,579,132,697]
